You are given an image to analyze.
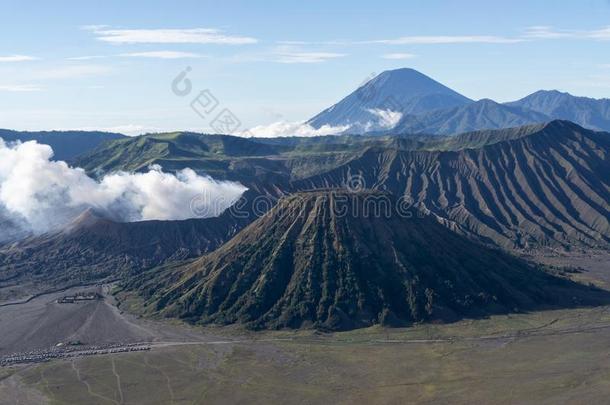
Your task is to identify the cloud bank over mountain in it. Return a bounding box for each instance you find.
[242,121,349,137]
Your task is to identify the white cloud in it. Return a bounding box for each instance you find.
[66,55,108,61]
[365,109,403,129]
[270,27,610,47]
[523,26,574,39]
[367,35,523,45]
[80,24,109,31]
[86,27,257,45]
[276,36,519,46]
[276,40,314,46]
[275,40,350,46]
[523,25,610,40]
[272,46,347,63]
[0,138,247,238]
[588,26,610,40]
[68,51,206,60]
[0,55,39,62]
[240,121,349,137]
[36,64,113,80]
[230,47,347,64]
[119,51,206,59]
[381,53,417,60]
[0,84,43,92]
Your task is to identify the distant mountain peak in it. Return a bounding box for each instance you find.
[533,89,569,96]
[367,67,444,86]
[307,68,472,133]
[379,67,420,74]
[542,119,586,131]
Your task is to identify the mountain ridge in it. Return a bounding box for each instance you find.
[390,98,552,135]
[293,121,610,249]
[507,90,610,132]
[306,68,610,135]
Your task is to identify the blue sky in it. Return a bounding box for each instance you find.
[1,0,610,135]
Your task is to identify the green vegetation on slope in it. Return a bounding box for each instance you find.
[74,122,552,182]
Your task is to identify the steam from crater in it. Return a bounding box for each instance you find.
[0,138,246,241]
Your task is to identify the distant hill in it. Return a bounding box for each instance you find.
[391,99,551,135]
[507,90,610,132]
[75,132,283,174]
[73,131,384,184]
[126,190,608,330]
[0,130,126,161]
[307,68,472,133]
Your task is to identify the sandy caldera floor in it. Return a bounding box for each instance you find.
[0,284,241,357]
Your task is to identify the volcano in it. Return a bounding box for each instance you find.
[129,190,607,330]
[307,68,472,133]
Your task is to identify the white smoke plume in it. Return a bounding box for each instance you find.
[0,138,247,241]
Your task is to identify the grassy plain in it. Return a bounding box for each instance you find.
[1,303,610,404]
